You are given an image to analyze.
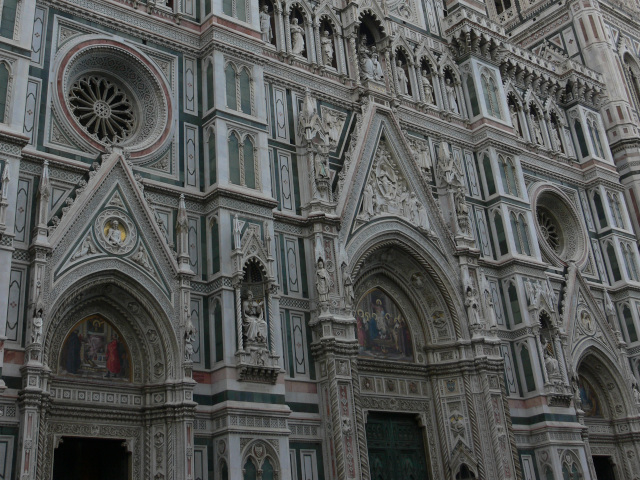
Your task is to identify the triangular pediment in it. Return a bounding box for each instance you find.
[337,106,454,255]
[48,147,178,299]
[563,269,620,364]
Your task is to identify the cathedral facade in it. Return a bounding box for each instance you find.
[2,0,640,478]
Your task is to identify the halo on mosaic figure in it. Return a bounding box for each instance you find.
[529,183,589,268]
[51,36,174,163]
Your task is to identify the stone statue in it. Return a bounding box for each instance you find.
[342,262,354,309]
[396,61,409,96]
[445,79,459,114]
[72,234,97,260]
[465,285,482,325]
[417,202,431,231]
[233,214,242,249]
[359,44,374,80]
[633,384,640,404]
[438,142,463,188]
[372,50,384,81]
[314,147,330,179]
[243,291,267,343]
[322,109,342,145]
[132,245,152,272]
[572,376,582,410]
[31,307,43,345]
[532,116,545,145]
[290,18,305,56]
[543,346,559,378]
[106,220,123,246]
[316,258,331,306]
[409,193,420,225]
[360,181,375,219]
[184,316,197,360]
[260,5,272,43]
[421,70,434,104]
[480,270,497,328]
[509,104,521,137]
[454,186,469,217]
[550,124,563,152]
[320,30,334,66]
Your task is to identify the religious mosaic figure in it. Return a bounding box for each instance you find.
[243,291,267,343]
[320,31,334,66]
[260,5,272,43]
[290,18,305,56]
[445,78,459,114]
[396,61,409,96]
[105,334,124,378]
[421,70,434,104]
[356,289,413,361]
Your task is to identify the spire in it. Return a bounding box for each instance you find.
[33,161,51,244]
[176,194,191,273]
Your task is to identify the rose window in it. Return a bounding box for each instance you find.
[537,210,560,253]
[68,76,135,143]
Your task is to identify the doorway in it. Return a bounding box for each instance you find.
[53,437,130,480]
[365,412,429,480]
[593,456,616,480]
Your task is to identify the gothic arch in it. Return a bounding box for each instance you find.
[241,440,281,480]
[44,271,181,384]
[575,346,635,419]
[346,221,466,340]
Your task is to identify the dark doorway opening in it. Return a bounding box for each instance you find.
[53,437,130,480]
[593,455,616,480]
[366,412,429,480]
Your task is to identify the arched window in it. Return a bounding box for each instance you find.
[544,466,555,480]
[466,75,480,116]
[510,212,522,254]
[624,53,640,110]
[593,192,608,228]
[0,0,17,39]
[0,62,9,123]
[262,458,275,480]
[588,117,604,158]
[494,211,509,256]
[228,132,241,185]
[499,155,519,196]
[223,0,233,16]
[507,282,522,324]
[206,60,214,111]
[623,304,638,342]
[518,214,531,256]
[606,242,622,282]
[482,155,496,196]
[562,462,581,480]
[220,460,229,480]
[623,244,639,281]
[494,0,511,14]
[519,344,536,392]
[481,74,501,118]
[207,128,216,186]
[573,119,589,158]
[239,68,252,115]
[223,0,248,21]
[607,192,624,228]
[225,64,238,111]
[243,136,256,189]
[243,459,257,480]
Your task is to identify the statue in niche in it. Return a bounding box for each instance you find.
[417,201,431,232]
[320,31,334,66]
[396,61,409,96]
[233,214,243,249]
[571,376,582,410]
[342,262,354,309]
[509,104,522,137]
[541,338,559,378]
[372,49,384,81]
[479,270,497,328]
[184,316,197,360]
[316,258,331,307]
[243,291,267,344]
[445,78,459,114]
[421,70,434,104]
[550,122,563,153]
[409,193,420,224]
[314,145,330,179]
[322,109,343,146]
[31,306,43,345]
[438,142,463,188]
[260,5,273,43]
[633,384,640,404]
[532,115,545,145]
[290,18,305,56]
[465,285,482,326]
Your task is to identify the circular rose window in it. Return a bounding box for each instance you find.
[532,187,588,266]
[53,37,173,162]
[68,76,135,143]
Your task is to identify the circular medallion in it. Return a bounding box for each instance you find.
[94,209,137,255]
